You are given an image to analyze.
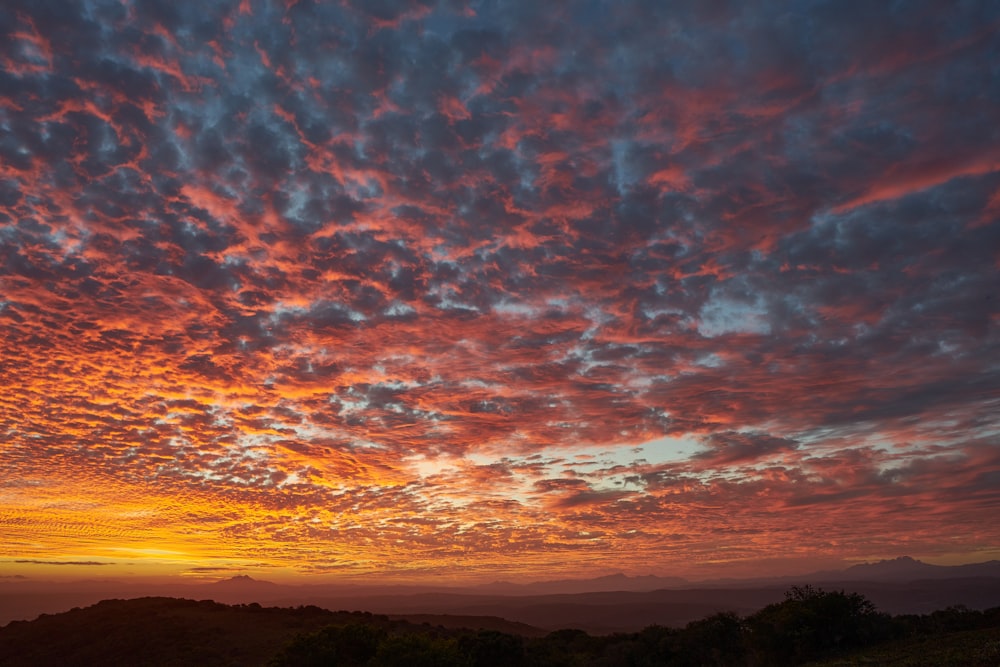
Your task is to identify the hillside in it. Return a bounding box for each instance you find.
[0,597,537,667]
[2,591,999,666]
[809,625,1000,667]
[5,557,1000,629]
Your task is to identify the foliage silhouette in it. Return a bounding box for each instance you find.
[268,622,386,666]
[458,629,527,667]
[676,611,746,666]
[745,585,892,665]
[1,590,998,666]
[371,632,464,667]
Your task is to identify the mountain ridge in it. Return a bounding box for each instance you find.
[4,556,1000,627]
[203,556,1000,594]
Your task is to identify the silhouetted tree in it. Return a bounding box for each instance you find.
[610,625,679,667]
[746,585,890,665]
[269,622,385,666]
[527,628,601,666]
[371,632,463,667]
[676,611,746,667]
[459,629,526,667]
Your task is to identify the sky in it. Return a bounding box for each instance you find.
[1,0,998,584]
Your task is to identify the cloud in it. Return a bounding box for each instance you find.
[14,560,116,566]
[183,566,245,573]
[693,432,800,467]
[0,0,997,579]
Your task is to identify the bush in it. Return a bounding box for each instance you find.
[676,612,746,667]
[459,629,526,667]
[371,632,463,667]
[746,586,890,665]
[269,622,385,666]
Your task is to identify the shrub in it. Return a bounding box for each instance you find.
[676,611,746,667]
[269,622,385,666]
[746,586,890,665]
[459,629,526,667]
[371,632,463,667]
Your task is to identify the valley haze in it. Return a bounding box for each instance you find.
[3,557,1000,633]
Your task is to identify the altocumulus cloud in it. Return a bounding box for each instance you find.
[0,0,997,579]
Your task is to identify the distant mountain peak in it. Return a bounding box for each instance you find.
[211,574,276,586]
[849,556,931,570]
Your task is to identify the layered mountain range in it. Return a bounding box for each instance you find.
[4,557,1000,632]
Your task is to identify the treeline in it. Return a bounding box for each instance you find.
[2,589,998,665]
[270,586,1000,667]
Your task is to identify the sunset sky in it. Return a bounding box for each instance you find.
[1,0,999,584]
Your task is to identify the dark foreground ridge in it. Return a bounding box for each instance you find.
[2,587,1000,666]
[0,596,539,666]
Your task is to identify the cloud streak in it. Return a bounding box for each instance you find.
[14,561,116,567]
[0,0,997,580]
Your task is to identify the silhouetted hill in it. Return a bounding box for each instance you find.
[0,597,544,666]
[0,597,344,666]
[473,558,1000,596]
[836,556,1000,582]
[842,555,937,579]
[275,577,1000,633]
[697,556,1000,589]
[476,572,689,595]
[210,574,276,587]
[3,557,999,630]
[286,589,771,633]
[3,592,999,666]
[385,613,546,636]
[204,575,287,603]
[810,625,1000,667]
